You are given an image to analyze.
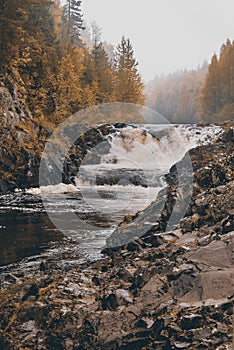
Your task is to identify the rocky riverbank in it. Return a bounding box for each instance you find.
[0,124,233,349]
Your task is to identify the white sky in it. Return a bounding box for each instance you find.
[61,0,234,82]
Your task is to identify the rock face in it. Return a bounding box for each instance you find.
[0,124,233,349]
[0,74,51,193]
[61,123,129,186]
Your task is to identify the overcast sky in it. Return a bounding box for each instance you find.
[61,0,234,82]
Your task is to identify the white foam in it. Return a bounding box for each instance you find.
[26,183,77,195]
[85,124,223,172]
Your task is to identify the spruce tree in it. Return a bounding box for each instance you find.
[91,42,114,103]
[114,36,145,105]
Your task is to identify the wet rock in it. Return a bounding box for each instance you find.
[116,268,134,283]
[221,127,233,142]
[91,274,100,286]
[126,241,141,252]
[22,284,40,302]
[221,215,234,233]
[101,293,118,311]
[39,261,50,275]
[143,233,162,247]
[181,314,203,330]
[136,317,154,329]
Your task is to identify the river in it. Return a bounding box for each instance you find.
[0,124,223,271]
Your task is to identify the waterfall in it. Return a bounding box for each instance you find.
[26,124,223,194]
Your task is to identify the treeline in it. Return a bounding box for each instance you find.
[0,0,145,123]
[200,39,234,123]
[146,39,234,124]
[146,65,207,123]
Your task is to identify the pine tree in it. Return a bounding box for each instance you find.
[114,36,145,105]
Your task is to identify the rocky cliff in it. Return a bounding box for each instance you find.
[0,73,52,193]
[0,124,233,349]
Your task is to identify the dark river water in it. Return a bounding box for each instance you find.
[0,186,159,267]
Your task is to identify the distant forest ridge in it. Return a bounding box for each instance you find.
[146,39,234,124]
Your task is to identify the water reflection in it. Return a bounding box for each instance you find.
[0,212,63,266]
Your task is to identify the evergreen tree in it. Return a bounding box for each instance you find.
[63,0,84,48]
[200,54,221,118]
[114,36,145,105]
[18,0,59,116]
[219,40,234,108]
[91,42,114,103]
[0,0,31,68]
[54,48,84,121]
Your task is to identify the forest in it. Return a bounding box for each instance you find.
[0,0,145,125]
[146,40,234,124]
[0,0,233,124]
